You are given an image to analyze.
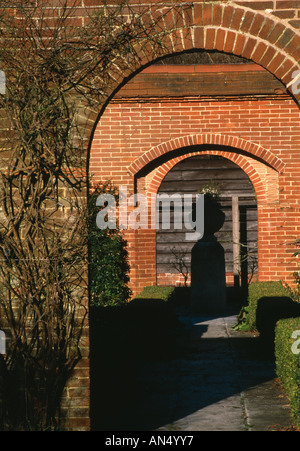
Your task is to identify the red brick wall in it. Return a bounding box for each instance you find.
[90,66,300,295]
[234,1,300,29]
[55,0,300,431]
[6,0,300,431]
[86,0,300,430]
[54,1,300,30]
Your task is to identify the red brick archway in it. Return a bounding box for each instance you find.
[151,152,260,287]
[3,1,300,432]
[129,132,285,206]
[129,140,281,290]
[91,86,300,294]
[86,2,300,297]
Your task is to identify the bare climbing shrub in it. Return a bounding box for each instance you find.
[171,247,189,287]
[0,0,183,430]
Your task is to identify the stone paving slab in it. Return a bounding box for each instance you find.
[127,310,294,432]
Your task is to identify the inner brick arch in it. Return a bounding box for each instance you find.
[132,144,279,288]
[128,134,285,184]
[149,151,260,287]
[144,148,269,204]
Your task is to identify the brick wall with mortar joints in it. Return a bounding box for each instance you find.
[3,0,300,430]
[20,2,300,81]
[49,1,300,32]
[39,0,300,431]
[14,1,300,142]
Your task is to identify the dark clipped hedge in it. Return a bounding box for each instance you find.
[134,285,175,302]
[275,318,300,430]
[248,281,290,331]
[135,285,191,307]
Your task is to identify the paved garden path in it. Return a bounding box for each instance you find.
[125,310,294,432]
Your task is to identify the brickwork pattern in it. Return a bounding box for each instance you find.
[91,93,300,293]
[78,0,300,31]
[43,0,300,132]
[4,0,300,431]
[68,0,300,431]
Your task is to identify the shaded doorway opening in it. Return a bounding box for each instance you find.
[156,155,258,300]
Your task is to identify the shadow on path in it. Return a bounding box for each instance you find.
[91,306,293,432]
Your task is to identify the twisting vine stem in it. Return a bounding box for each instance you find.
[0,0,183,430]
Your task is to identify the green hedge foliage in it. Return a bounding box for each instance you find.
[135,285,175,302]
[248,281,288,331]
[275,318,300,430]
[88,182,132,307]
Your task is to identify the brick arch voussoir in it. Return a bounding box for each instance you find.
[82,2,300,146]
[128,134,285,178]
[194,24,300,92]
[190,3,300,94]
[146,149,267,204]
[135,4,300,96]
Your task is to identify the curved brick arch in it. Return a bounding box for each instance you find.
[143,148,272,290]
[163,5,300,92]
[146,149,268,204]
[128,134,285,177]
[83,2,300,137]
